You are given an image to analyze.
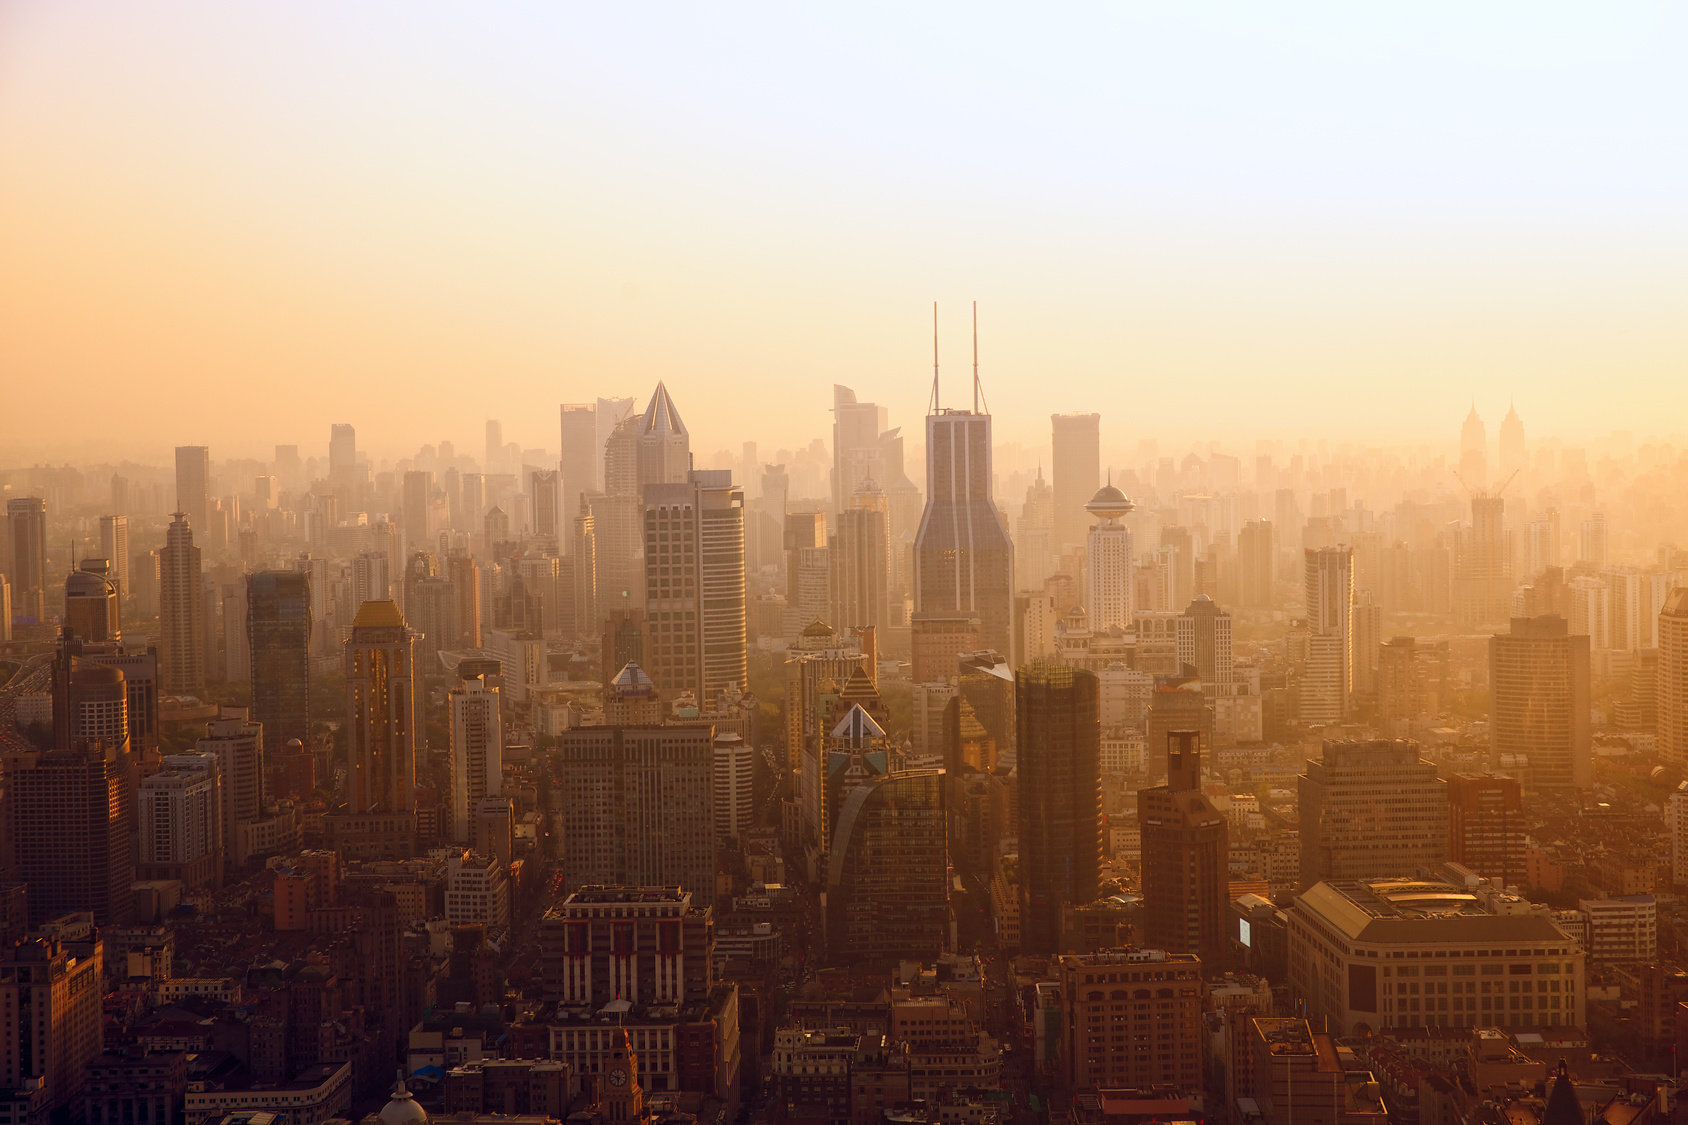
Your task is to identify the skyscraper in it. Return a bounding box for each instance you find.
[1661,590,1688,770]
[159,514,205,694]
[832,384,889,511]
[174,445,211,536]
[1015,466,1054,594]
[825,768,949,963]
[571,503,598,635]
[0,932,105,1120]
[402,470,434,546]
[637,382,691,486]
[196,707,264,861]
[449,668,502,843]
[344,600,421,813]
[830,482,890,637]
[100,514,131,600]
[1298,739,1447,886]
[1446,773,1526,885]
[1301,546,1353,723]
[64,560,120,643]
[559,401,598,516]
[137,755,223,890]
[6,497,47,625]
[1237,519,1275,607]
[1084,481,1134,631]
[485,419,504,475]
[913,316,1015,661]
[1016,662,1101,954]
[1139,729,1229,972]
[1175,595,1232,685]
[448,554,483,648]
[784,512,830,637]
[247,571,312,752]
[1459,405,1486,490]
[1051,412,1101,556]
[642,470,746,701]
[529,468,563,544]
[329,423,357,490]
[1455,491,1513,627]
[1491,615,1591,787]
[1499,403,1526,477]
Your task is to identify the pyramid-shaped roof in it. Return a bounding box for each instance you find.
[641,382,687,437]
[353,599,407,628]
[610,661,655,692]
[830,703,886,743]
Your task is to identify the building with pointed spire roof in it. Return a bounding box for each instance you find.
[1499,401,1527,477]
[637,382,691,487]
[1460,403,1488,489]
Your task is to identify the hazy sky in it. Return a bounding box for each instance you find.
[3,2,1685,465]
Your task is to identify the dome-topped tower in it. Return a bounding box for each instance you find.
[379,1074,428,1125]
[1084,482,1135,523]
[1086,476,1135,632]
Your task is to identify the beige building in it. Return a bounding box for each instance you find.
[1288,878,1584,1036]
[1057,949,1204,1094]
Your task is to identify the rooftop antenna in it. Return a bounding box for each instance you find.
[928,302,940,415]
[971,301,989,414]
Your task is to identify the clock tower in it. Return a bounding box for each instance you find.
[603,1025,644,1124]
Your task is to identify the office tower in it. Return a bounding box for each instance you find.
[449,669,502,843]
[195,707,263,862]
[1056,951,1204,1094]
[344,600,422,813]
[100,514,131,599]
[405,556,456,668]
[637,382,691,486]
[1015,466,1055,593]
[329,423,357,484]
[1446,773,1526,885]
[571,502,598,634]
[559,401,598,514]
[6,497,47,625]
[1160,525,1196,610]
[137,756,223,889]
[914,339,1015,661]
[159,514,205,694]
[0,932,105,1120]
[1301,546,1353,723]
[1351,591,1381,696]
[1138,730,1228,972]
[447,554,483,647]
[483,505,511,553]
[1490,615,1591,787]
[641,470,746,700]
[1237,520,1274,607]
[247,571,311,752]
[597,414,642,610]
[1662,591,1688,769]
[65,559,121,642]
[1671,783,1688,887]
[1298,739,1448,886]
[596,394,635,463]
[529,468,562,543]
[1455,492,1513,627]
[0,577,9,642]
[713,732,755,842]
[825,768,948,963]
[830,483,890,636]
[1085,482,1135,631]
[1579,512,1608,568]
[784,511,829,632]
[1499,402,1526,476]
[1459,404,1486,489]
[351,549,393,611]
[557,725,716,894]
[174,445,211,534]
[484,419,504,474]
[401,469,433,546]
[1016,662,1100,954]
[1051,412,1101,556]
[1175,595,1232,684]
[833,384,890,510]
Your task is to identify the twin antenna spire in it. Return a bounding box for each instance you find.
[928,301,989,416]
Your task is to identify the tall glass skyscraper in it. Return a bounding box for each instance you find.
[248,570,312,755]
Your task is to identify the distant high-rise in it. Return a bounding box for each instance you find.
[830,482,890,637]
[196,706,264,857]
[64,560,120,643]
[1051,412,1101,556]
[352,550,393,611]
[1490,615,1591,788]
[1084,481,1134,631]
[832,384,889,511]
[137,754,223,890]
[559,402,599,516]
[1298,739,1447,886]
[248,571,312,752]
[402,470,434,544]
[642,470,746,701]
[571,502,598,635]
[595,395,635,475]
[1237,520,1275,607]
[484,420,504,475]
[1301,546,1353,723]
[447,554,482,647]
[329,424,357,488]
[1455,492,1513,627]
[1446,773,1526,886]
[1661,590,1688,770]
[913,316,1015,661]
[449,669,502,843]
[6,497,47,625]
[1015,466,1054,594]
[1579,512,1608,568]
[100,514,131,600]
[529,468,563,544]
[784,512,830,637]
[1016,662,1100,954]
[1175,595,1232,685]
[1139,729,1229,972]
[344,600,421,813]
[405,558,456,670]
[174,446,211,536]
[1459,405,1486,490]
[1499,403,1527,477]
[159,514,205,694]
[597,411,643,611]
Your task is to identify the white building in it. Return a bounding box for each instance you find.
[195,707,263,858]
[1302,547,1353,722]
[1085,484,1135,632]
[713,732,755,841]
[1578,895,1656,962]
[449,672,503,843]
[446,850,510,931]
[1098,663,1153,729]
[138,759,220,868]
